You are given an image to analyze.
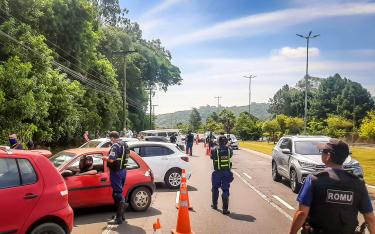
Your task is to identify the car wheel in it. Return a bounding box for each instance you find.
[290,169,301,194]
[272,161,282,182]
[130,187,151,212]
[30,222,66,234]
[164,169,182,189]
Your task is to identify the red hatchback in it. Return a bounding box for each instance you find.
[0,148,73,234]
[49,148,155,211]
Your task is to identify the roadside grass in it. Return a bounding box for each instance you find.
[239,141,375,185]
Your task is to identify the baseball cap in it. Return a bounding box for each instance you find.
[317,138,349,165]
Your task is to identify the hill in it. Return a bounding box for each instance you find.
[156,103,271,128]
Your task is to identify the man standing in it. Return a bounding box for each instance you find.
[170,133,177,144]
[185,130,194,156]
[211,135,234,215]
[9,134,23,150]
[103,131,130,224]
[289,139,375,234]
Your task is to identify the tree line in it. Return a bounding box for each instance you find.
[0,0,181,147]
[181,74,375,143]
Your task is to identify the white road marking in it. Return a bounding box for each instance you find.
[176,191,180,204]
[232,170,293,221]
[367,184,375,189]
[243,172,252,180]
[272,195,295,210]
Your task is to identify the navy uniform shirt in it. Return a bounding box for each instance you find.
[108,141,128,170]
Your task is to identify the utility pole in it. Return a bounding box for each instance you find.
[147,86,153,130]
[112,50,137,130]
[352,96,356,143]
[214,96,222,112]
[296,31,320,133]
[243,75,256,116]
[152,104,158,129]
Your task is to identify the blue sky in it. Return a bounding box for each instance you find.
[120,0,375,114]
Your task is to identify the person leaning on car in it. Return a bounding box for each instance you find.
[289,139,375,234]
[102,131,129,225]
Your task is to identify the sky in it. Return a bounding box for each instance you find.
[120,0,375,114]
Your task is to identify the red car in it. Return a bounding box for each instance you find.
[49,148,155,211]
[0,148,73,234]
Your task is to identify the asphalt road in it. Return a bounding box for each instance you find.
[72,143,375,234]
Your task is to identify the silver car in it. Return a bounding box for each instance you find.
[271,136,363,193]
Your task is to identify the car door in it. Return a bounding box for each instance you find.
[278,138,292,176]
[63,153,111,208]
[0,157,42,234]
[138,146,170,182]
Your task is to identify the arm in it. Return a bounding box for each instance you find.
[289,204,310,234]
[78,169,97,175]
[364,212,375,234]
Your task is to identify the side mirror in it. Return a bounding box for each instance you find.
[282,149,291,154]
[61,170,74,178]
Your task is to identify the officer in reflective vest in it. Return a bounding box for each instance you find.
[289,139,375,234]
[103,131,130,224]
[210,135,234,215]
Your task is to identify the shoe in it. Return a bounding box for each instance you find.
[222,198,230,215]
[118,201,126,222]
[211,204,217,210]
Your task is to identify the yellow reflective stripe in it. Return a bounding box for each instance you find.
[217,149,220,170]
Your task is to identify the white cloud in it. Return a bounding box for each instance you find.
[166,2,375,47]
[142,0,185,17]
[272,47,320,60]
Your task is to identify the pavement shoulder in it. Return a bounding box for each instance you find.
[240,147,271,160]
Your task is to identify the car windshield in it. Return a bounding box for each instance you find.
[49,151,76,169]
[294,141,327,155]
[230,135,237,141]
[81,140,102,148]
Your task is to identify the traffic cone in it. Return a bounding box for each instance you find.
[176,170,192,210]
[153,218,162,234]
[172,171,195,234]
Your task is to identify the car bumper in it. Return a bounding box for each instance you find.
[53,205,74,233]
[297,166,364,184]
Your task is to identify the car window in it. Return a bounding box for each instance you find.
[157,132,167,137]
[80,140,102,148]
[132,147,140,155]
[141,146,174,157]
[18,159,37,185]
[49,152,76,169]
[0,158,21,189]
[279,139,291,150]
[295,141,327,155]
[126,157,139,170]
[69,154,104,174]
[101,141,112,148]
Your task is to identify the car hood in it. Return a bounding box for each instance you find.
[298,154,353,165]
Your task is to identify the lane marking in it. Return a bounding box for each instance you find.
[176,191,180,204]
[232,170,293,221]
[243,172,252,180]
[272,195,295,210]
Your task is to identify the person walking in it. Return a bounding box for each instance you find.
[83,131,90,142]
[102,131,130,224]
[211,135,234,215]
[9,134,23,150]
[185,130,194,156]
[289,139,375,234]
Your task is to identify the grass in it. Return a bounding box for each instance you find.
[239,141,375,185]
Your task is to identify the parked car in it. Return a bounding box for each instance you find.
[271,136,364,193]
[225,134,239,150]
[126,142,191,189]
[140,129,185,151]
[0,148,73,234]
[79,137,139,148]
[49,148,154,211]
[143,136,169,142]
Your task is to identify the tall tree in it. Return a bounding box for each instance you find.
[189,108,202,132]
[219,109,236,133]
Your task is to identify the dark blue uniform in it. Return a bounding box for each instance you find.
[211,145,234,212]
[186,133,194,156]
[108,141,129,203]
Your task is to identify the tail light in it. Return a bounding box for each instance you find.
[145,169,154,181]
[181,156,189,162]
[57,182,69,202]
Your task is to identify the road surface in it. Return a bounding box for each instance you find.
[72,143,375,234]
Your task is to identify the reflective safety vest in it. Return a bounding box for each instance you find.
[107,142,129,172]
[213,148,232,171]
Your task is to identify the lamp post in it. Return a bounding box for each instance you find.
[244,75,256,116]
[296,31,319,133]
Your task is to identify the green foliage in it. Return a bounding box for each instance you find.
[234,112,262,140]
[189,108,202,132]
[326,115,353,138]
[203,118,224,133]
[359,111,375,141]
[262,120,280,143]
[285,117,304,135]
[218,109,236,133]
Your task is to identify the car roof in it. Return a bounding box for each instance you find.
[0,149,44,158]
[140,129,179,133]
[62,148,110,155]
[283,135,330,141]
[126,141,177,148]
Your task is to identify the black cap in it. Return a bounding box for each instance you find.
[108,131,120,139]
[218,135,228,146]
[317,138,349,165]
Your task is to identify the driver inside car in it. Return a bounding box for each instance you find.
[68,156,97,175]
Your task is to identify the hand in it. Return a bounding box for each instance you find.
[102,156,108,161]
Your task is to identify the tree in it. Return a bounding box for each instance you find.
[326,115,353,138]
[204,118,224,133]
[189,108,202,132]
[359,111,375,141]
[285,117,304,135]
[262,120,280,143]
[208,111,220,122]
[275,114,288,136]
[219,109,236,133]
[234,112,262,140]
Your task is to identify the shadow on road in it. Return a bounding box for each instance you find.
[155,183,198,192]
[102,223,146,234]
[228,212,256,222]
[73,206,161,226]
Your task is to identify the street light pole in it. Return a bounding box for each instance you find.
[244,75,256,116]
[296,31,319,133]
[214,96,222,112]
[113,50,137,130]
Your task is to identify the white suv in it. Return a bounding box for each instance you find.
[127,142,191,189]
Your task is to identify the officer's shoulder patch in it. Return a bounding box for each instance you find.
[326,189,354,205]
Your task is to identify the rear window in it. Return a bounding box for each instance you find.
[0,158,37,189]
[141,146,174,157]
[49,152,76,169]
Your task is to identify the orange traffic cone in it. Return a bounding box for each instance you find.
[153,218,162,234]
[176,170,192,210]
[172,171,195,234]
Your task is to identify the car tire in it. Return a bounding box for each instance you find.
[130,187,151,212]
[164,168,182,189]
[30,222,66,234]
[272,161,282,182]
[290,169,301,194]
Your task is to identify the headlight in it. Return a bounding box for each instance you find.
[299,160,316,168]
